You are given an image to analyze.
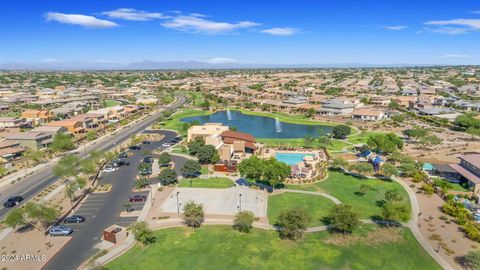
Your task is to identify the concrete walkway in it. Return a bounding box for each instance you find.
[391,176,454,270]
[282,189,342,205]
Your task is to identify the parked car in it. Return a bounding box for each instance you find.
[114,158,130,166]
[103,166,118,173]
[49,225,73,236]
[373,219,402,227]
[3,196,24,208]
[64,215,86,223]
[142,141,151,144]
[142,157,153,164]
[129,145,141,150]
[118,152,128,159]
[139,169,152,176]
[129,195,147,202]
[162,142,172,147]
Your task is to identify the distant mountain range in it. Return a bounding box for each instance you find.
[0,60,471,71]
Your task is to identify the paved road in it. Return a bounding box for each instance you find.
[44,130,185,270]
[0,95,186,219]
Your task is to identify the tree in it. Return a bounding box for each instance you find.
[79,159,97,175]
[196,145,220,164]
[348,162,374,176]
[182,201,204,229]
[305,108,316,118]
[367,133,403,154]
[50,133,75,152]
[4,202,58,233]
[200,100,210,110]
[381,163,399,178]
[384,189,403,202]
[332,125,351,139]
[328,204,360,236]
[53,154,79,178]
[187,136,205,156]
[458,251,480,270]
[181,160,201,177]
[158,152,171,166]
[357,184,373,197]
[262,158,291,189]
[418,135,442,149]
[317,136,331,149]
[233,211,255,233]
[303,135,315,148]
[382,201,410,222]
[128,221,156,245]
[391,114,406,124]
[23,149,45,163]
[277,208,311,241]
[403,127,428,141]
[238,156,264,180]
[85,130,97,141]
[331,157,348,170]
[159,169,177,185]
[65,177,87,205]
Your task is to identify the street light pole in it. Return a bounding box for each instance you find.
[239,193,242,212]
[176,191,180,214]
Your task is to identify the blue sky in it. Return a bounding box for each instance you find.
[1,0,480,65]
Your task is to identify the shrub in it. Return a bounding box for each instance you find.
[233,211,255,233]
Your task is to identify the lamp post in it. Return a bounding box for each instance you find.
[176,191,180,214]
[238,193,242,212]
[190,179,192,187]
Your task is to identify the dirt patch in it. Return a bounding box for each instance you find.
[324,227,403,247]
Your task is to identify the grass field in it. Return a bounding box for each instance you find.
[104,99,121,107]
[433,178,471,192]
[162,109,210,134]
[268,192,336,226]
[287,171,411,220]
[232,108,338,126]
[106,225,441,270]
[178,177,234,188]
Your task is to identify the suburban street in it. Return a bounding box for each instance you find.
[44,129,188,270]
[0,94,186,219]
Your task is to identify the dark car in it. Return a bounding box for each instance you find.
[64,215,86,223]
[114,158,130,166]
[129,195,147,202]
[129,145,141,150]
[142,141,151,144]
[139,169,152,176]
[118,152,128,159]
[3,196,23,208]
[142,157,153,164]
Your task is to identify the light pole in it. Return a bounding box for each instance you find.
[190,179,192,187]
[238,193,242,212]
[176,191,180,214]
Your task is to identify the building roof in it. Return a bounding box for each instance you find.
[353,108,383,117]
[461,154,480,169]
[450,163,480,185]
[221,130,255,143]
[3,131,51,140]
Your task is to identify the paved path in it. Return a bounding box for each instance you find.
[391,176,454,270]
[282,189,342,205]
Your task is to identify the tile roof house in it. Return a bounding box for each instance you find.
[47,120,85,134]
[0,140,25,161]
[21,109,54,125]
[352,108,386,121]
[2,132,53,150]
[436,153,480,193]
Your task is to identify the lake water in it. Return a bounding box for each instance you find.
[181,110,333,139]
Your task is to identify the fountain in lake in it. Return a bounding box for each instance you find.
[275,117,282,133]
[226,109,233,121]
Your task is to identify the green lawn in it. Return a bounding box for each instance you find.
[104,99,121,107]
[200,165,209,175]
[268,192,336,226]
[162,109,210,135]
[171,145,188,154]
[346,130,380,145]
[257,138,351,151]
[287,171,411,220]
[178,177,234,188]
[433,178,471,192]
[232,108,337,126]
[106,226,441,270]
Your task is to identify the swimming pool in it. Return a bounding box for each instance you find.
[275,152,314,166]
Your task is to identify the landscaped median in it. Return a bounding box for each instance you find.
[105,225,441,270]
[178,177,234,188]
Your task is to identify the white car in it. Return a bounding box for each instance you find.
[103,166,118,173]
[162,143,172,147]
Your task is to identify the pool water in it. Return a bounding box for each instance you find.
[423,163,434,171]
[275,152,314,165]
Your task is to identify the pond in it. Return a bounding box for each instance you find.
[181,110,333,138]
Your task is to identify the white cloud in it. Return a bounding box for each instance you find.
[103,8,168,21]
[43,58,62,63]
[440,54,473,59]
[261,27,297,36]
[161,14,260,34]
[382,25,407,31]
[46,12,118,28]
[206,57,237,64]
[424,18,480,34]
